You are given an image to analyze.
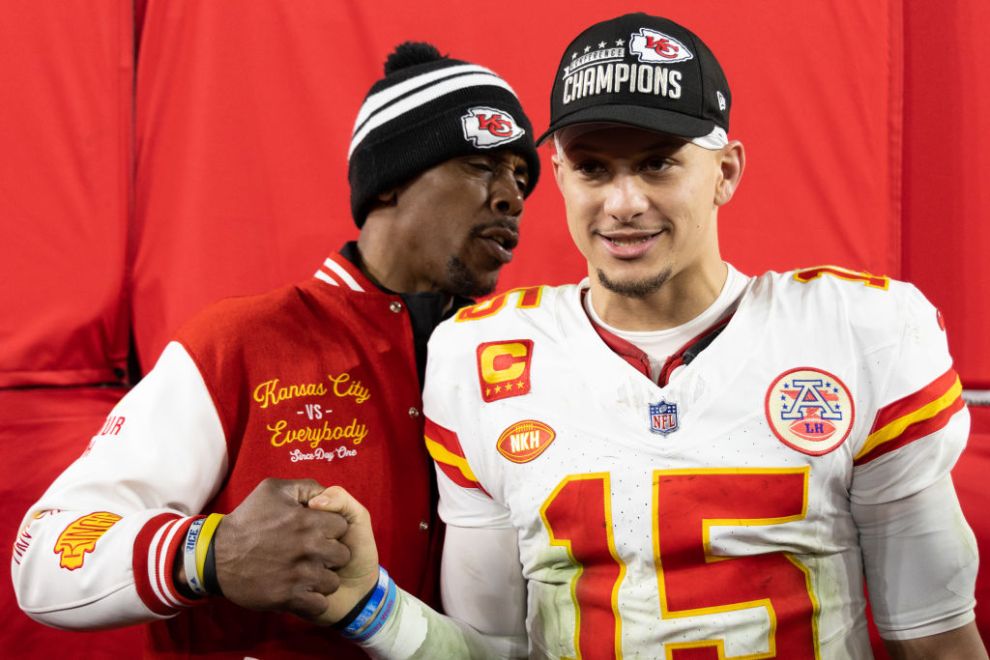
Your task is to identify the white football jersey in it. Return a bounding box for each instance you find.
[423,266,971,660]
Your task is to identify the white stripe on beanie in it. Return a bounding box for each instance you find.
[349,70,519,159]
[352,63,494,132]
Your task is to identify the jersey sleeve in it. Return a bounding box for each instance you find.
[854,475,978,639]
[847,284,977,637]
[423,322,512,529]
[850,283,968,504]
[11,342,229,629]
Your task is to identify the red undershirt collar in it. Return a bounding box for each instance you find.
[580,288,733,387]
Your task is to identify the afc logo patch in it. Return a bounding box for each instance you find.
[461,106,525,149]
[629,28,694,64]
[649,400,679,436]
[477,339,533,403]
[765,367,855,456]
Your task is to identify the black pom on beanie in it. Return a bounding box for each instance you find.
[383,41,444,74]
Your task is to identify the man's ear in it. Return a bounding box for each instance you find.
[551,151,565,192]
[714,140,745,207]
[364,188,399,218]
[376,188,398,206]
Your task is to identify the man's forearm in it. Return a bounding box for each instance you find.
[356,582,524,660]
[307,489,528,658]
[883,621,988,660]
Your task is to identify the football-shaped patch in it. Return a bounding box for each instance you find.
[497,420,556,464]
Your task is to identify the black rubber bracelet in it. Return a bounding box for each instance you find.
[331,583,377,630]
[202,532,223,597]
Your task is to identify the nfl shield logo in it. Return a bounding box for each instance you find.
[649,400,679,436]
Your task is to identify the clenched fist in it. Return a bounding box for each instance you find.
[213,478,351,618]
[307,485,381,624]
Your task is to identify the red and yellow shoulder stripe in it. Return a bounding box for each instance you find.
[855,367,965,465]
[425,417,489,495]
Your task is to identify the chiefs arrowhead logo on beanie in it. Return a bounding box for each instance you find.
[348,42,540,228]
[461,106,526,148]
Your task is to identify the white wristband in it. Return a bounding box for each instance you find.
[182,518,207,596]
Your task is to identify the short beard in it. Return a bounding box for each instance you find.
[445,256,497,298]
[597,268,671,298]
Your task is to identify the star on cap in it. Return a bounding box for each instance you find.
[571,52,577,59]
[615,38,625,46]
[598,41,606,48]
[583,45,591,53]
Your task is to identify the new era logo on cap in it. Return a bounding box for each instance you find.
[461,106,526,148]
[629,28,694,64]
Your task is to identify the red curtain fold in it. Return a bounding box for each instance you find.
[0,0,133,388]
[902,0,990,388]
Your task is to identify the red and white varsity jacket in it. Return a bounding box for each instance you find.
[12,252,442,659]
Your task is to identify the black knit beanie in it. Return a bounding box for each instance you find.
[348,42,540,228]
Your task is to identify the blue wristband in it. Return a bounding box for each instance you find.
[353,575,398,642]
[340,567,392,640]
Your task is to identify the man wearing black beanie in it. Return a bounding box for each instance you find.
[12,42,539,659]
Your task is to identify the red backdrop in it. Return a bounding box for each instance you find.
[1,1,987,657]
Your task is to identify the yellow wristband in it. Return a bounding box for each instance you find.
[195,513,224,583]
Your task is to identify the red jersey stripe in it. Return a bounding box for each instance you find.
[857,369,962,462]
[424,417,489,494]
[425,417,467,459]
[855,396,965,466]
[869,367,959,435]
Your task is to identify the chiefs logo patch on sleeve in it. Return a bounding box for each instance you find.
[54,511,122,570]
[477,340,534,403]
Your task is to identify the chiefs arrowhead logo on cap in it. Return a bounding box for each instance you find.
[461,106,525,148]
[497,420,556,463]
[629,28,694,64]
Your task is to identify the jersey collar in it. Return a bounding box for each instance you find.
[580,288,733,387]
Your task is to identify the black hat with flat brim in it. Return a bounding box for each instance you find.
[536,13,731,149]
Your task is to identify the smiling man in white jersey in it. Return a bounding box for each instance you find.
[310,13,987,659]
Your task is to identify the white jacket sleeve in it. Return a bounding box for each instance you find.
[10,342,228,629]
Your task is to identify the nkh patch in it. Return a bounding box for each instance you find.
[497,420,556,464]
[765,367,854,456]
[649,400,679,436]
[629,28,694,64]
[461,106,525,148]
